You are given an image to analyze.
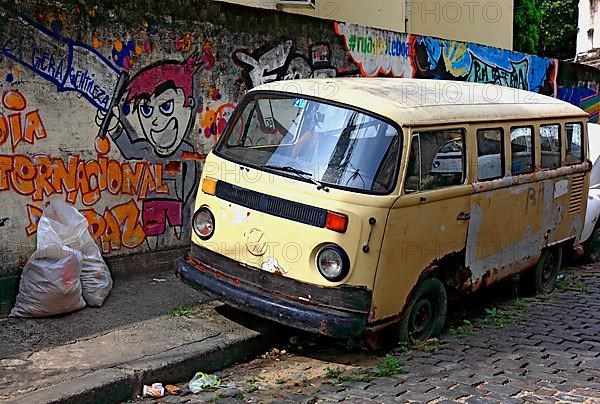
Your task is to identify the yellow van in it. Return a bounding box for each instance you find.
[176,78,590,342]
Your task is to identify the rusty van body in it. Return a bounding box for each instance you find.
[175,78,590,342]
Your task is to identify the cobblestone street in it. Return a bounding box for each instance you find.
[138,264,600,403]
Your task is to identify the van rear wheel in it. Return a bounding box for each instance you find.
[521,246,562,295]
[399,277,447,344]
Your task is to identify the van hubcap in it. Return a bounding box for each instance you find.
[411,298,434,337]
[541,254,555,287]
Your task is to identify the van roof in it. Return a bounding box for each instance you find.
[251,78,588,126]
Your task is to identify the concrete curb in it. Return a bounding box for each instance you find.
[11,322,276,403]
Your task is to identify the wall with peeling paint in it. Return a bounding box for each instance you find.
[0,0,599,277]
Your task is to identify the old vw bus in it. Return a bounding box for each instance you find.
[175,78,590,342]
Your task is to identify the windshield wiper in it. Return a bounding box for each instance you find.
[261,164,329,192]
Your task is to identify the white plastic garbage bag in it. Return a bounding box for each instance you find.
[10,202,86,317]
[79,237,113,307]
[44,199,113,307]
[9,199,113,317]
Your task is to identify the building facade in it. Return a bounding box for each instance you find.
[216,0,514,49]
[577,0,600,67]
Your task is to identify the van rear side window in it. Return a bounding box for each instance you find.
[540,124,561,169]
[477,128,504,181]
[566,122,584,164]
[510,126,534,175]
[404,129,465,193]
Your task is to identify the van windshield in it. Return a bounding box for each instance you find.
[215,95,401,194]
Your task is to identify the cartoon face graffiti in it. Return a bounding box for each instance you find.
[124,56,201,157]
[135,85,195,156]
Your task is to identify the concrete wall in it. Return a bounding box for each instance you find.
[217,0,514,49]
[0,0,599,278]
[406,0,513,50]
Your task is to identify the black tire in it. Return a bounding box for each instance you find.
[583,223,600,263]
[521,246,563,295]
[399,277,447,344]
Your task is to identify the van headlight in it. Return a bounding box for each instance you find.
[193,206,215,239]
[316,244,350,282]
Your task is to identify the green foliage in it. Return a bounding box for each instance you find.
[484,307,513,328]
[556,275,589,294]
[449,320,475,341]
[513,0,542,54]
[514,0,579,58]
[375,354,408,377]
[168,305,192,317]
[537,0,579,58]
[324,367,344,379]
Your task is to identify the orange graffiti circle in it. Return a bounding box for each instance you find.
[3,90,26,111]
[95,136,111,154]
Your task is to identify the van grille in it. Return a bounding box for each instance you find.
[569,174,585,215]
[215,181,328,228]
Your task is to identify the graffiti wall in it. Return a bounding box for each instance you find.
[0,0,599,275]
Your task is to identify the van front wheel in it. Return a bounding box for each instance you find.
[399,277,447,344]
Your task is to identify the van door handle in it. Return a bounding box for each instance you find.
[457,212,470,221]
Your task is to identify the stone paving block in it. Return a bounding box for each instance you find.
[482,392,524,404]
[368,383,407,396]
[316,385,347,394]
[340,381,371,390]
[314,391,347,402]
[344,388,380,400]
[483,383,522,397]
[535,380,574,392]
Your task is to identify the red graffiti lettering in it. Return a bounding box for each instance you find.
[0,154,170,204]
[0,90,47,151]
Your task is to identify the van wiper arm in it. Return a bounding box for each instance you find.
[261,164,330,192]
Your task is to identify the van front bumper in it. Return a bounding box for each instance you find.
[174,246,371,338]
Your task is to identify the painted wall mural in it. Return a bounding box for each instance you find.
[232,40,340,89]
[0,13,216,259]
[1,1,600,275]
[334,22,557,96]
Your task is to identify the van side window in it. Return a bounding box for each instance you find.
[540,124,561,169]
[404,129,465,194]
[566,122,584,164]
[477,128,504,181]
[510,126,534,175]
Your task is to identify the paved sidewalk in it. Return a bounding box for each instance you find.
[0,271,276,403]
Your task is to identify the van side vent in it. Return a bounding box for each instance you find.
[569,174,585,215]
[215,181,328,228]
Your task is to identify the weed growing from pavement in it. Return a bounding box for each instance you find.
[349,368,375,383]
[411,338,441,353]
[449,319,475,340]
[168,305,192,317]
[556,275,589,294]
[375,354,408,377]
[326,356,407,385]
[324,366,345,379]
[244,385,258,393]
[484,307,513,328]
[245,376,259,384]
[397,341,410,354]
